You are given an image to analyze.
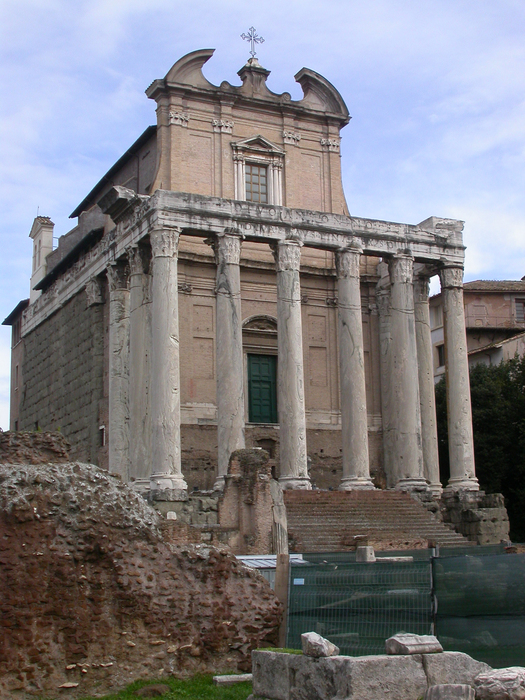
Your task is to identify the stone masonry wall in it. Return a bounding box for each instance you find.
[19,291,105,465]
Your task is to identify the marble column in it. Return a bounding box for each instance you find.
[149,226,187,498]
[107,259,130,480]
[413,271,442,495]
[274,240,311,490]
[128,245,151,492]
[213,232,245,490]
[388,253,427,490]
[376,264,395,487]
[336,246,374,490]
[439,265,479,491]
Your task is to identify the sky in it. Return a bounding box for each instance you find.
[1,0,524,429]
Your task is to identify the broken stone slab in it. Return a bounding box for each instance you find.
[423,651,490,686]
[356,545,376,562]
[474,667,525,700]
[213,673,253,686]
[301,631,340,657]
[386,633,443,655]
[424,685,475,700]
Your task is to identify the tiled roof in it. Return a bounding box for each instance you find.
[464,280,525,292]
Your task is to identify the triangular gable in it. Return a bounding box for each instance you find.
[232,135,284,156]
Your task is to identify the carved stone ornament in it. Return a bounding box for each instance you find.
[413,275,430,302]
[106,260,129,292]
[216,234,242,265]
[178,282,193,294]
[283,130,301,145]
[389,254,414,286]
[320,138,340,152]
[85,277,103,307]
[127,245,146,276]
[335,247,361,279]
[169,111,189,127]
[326,297,338,307]
[439,265,464,289]
[212,119,234,133]
[150,228,180,258]
[274,240,302,271]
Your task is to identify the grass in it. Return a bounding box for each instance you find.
[260,648,302,655]
[76,674,253,700]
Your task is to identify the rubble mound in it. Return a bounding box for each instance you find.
[0,460,281,697]
[0,430,71,464]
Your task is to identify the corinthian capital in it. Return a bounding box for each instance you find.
[150,228,180,258]
[389,253,414,285]
[335,246,362,279]
[216,233,242,265]
[439,265,464,289]
[273,240,302,272]
[107,260,129,292]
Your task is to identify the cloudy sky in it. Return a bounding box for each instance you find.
[1,0,524,429]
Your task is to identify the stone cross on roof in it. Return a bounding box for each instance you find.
[241,27,264,58]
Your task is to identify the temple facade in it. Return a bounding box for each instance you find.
[4,49,479,498]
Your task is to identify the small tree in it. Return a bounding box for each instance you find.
[435,355,525,542]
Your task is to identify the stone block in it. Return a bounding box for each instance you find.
[474,667,525,700]
[424,685,474,700]
[356,545,376,562]
[301,632,339,657]
[386,633,443,655]
[213,674,253,685]
[422,651,491,686]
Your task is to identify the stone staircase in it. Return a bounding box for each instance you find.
[284,490,473,552]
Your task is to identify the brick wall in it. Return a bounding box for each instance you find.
[19,291,105,464]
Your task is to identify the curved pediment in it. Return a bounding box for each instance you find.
[243,315,278,332]
[164,48,217,89]
[294,68,350,121]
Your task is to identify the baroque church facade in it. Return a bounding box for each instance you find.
[4,49,479,498]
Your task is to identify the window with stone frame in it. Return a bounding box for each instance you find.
[437,343,445,368]
[231,135,284,205]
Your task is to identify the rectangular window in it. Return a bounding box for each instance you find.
[14,364,19,391]
[437,344,445,368]
[245,164,268,203]
[516,299,525,323]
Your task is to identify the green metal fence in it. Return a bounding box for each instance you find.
[286,548,525,666]
[286,559,432,656]
[434,552,525,667]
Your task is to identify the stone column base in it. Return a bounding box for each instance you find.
[279,475,312,490]
[395,477,430,492]
[428,481,443,497]
[213,475,226,492]
[149,473,188,502]
[444,477,479,493]
[339,477,375,491]
[130,478,150,494]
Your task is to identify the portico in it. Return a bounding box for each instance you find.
[96,187,479,498]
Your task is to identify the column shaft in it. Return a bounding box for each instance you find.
[376,265,395,487]
[107,260,130,480]
[439,265,479,491]
[275,240,311,490]
[214,233,245,488]
[128,245,151,491]
[149,227,187,497]
[336,247,374,490]
[414,273,441,495]
[389,254,426,490]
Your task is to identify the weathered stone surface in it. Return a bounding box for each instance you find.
[424,684,475,700]
[301,632,340,657]
[213,673,253,685]
[252,650,428,700]
[386,633,443,655]
[423,651,491,686]
[474,667,525,700]
[0,461,282,697]
[0,430,70,464]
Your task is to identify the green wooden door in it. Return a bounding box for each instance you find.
[248,354,277,424]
